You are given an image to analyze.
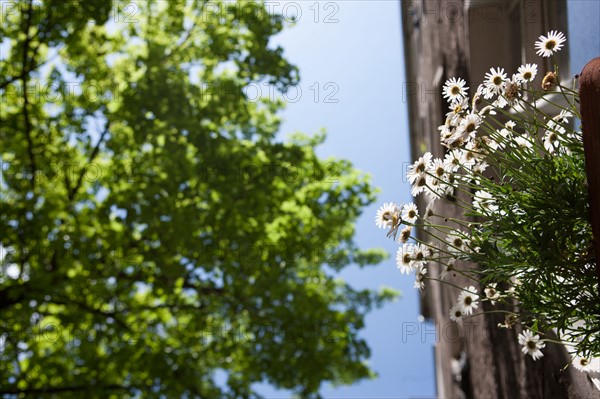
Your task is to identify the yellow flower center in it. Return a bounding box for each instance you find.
[580,358,589,366]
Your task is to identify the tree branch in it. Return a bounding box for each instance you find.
[21,0,37,190]
[68,121,111,201]
[161,0,202,61]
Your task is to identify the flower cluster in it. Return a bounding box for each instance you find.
[376,31,599,374]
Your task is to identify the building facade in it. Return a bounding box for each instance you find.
[400,1,600,397]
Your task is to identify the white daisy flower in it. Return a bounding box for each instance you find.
[440,258,456,281]
[465,140,485,160]
[513,135,533,149]
[396,244,414,275]
[483,67,507,99]
[439,127,455,143]
[427,158,447,180]
[572,355,600,373]
[543,130,560,153]
[398,226,412,243]
[424,176,445,203]
[517,63,538,83]
[505,120,516,129]
[457,286,479,315]
[407,152,433,184]
[473,190,499,215]
[424,246,436,259]
[457,113,482,138]
[424,203,435,220]
[446,97,469,125]
[410,243,428,268]
[444,129,468,148]
[443,77,469,103]
[487,137,500,151]
[449,304,464,324]
[471,86,485,111]
[555,110,573,124]
[518,330,545,360]
[375,202,400,229]
[472,161,489,174]
[535,30,566,57]
[443,149,462,172]
[546,118,568,146]
[484,283,501,305]
[402,203,419,224]
[446,230,469,256]
[506,285,517,296]
[473,135,492,153]
[492,98,507,109]
[440,181,455,201]
[410,174,428,197]
[440,264,450,281]
[414,265,427,291]
[460,148,477,169]
[495,128,512,147]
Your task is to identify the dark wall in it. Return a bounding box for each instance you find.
[400,1,599,397]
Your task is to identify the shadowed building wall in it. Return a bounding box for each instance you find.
[400,1,599,397]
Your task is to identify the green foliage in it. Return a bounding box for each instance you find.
[0,1,395,397]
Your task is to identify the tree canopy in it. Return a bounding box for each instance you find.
[0,1,394,397]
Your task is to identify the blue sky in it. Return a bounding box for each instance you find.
[567,0,600,76]
[256,1,437,397]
